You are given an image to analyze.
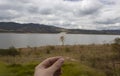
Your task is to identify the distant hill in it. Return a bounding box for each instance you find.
[68,29,120,35]
[0,22,120,35]
[0,22,64,33]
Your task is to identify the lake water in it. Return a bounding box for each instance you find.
[0,33,120,49]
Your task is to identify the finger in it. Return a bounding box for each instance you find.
[48,58,64,73]
[36,56,62,69]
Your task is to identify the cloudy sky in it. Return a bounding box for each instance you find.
[0,0,120,30]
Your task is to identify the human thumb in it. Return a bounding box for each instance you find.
[48,58,64,73]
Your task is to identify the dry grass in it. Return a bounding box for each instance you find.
[0,44,120,76]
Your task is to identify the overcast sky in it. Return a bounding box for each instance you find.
[0,0,120,30]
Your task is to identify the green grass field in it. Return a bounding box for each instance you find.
[0,61,106,76]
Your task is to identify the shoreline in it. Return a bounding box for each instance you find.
[0,32,120,35]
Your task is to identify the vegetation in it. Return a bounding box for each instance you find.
[0,61,107,76]
[0,46,20,56]
[0,40,120,76]
[112,38,120,56]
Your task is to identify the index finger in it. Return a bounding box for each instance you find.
[36,56,62,69]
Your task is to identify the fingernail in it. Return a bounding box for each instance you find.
[59,58,64,63]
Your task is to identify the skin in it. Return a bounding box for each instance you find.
[34,57,64,76]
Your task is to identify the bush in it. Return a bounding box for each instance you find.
[46,49,51,54]
[0,46,20,56]
[111,38,120,58]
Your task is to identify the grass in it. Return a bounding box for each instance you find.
[62,62,106,76]
[0,61,106,76]
[0,44,120,76]
[0,62,35,76]
[0,62,12,76]
[8,63,35,76]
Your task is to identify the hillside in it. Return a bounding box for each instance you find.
[0,22,120,35]
[68,29,120,35]
[0,22,64,33]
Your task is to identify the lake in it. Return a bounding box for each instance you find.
[0,33,120,49]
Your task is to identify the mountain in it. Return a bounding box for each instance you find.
[0,22,65,33]
[68,29,120,35]
[0,22,120,35]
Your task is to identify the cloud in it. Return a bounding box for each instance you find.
[99,0,115,5]
[0,0,120,29]
[93,0,120,29]
[95,17,120,24]
[0,0,31,21]
[79,0,103,15]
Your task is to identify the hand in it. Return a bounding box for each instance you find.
[34,56,64,76]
